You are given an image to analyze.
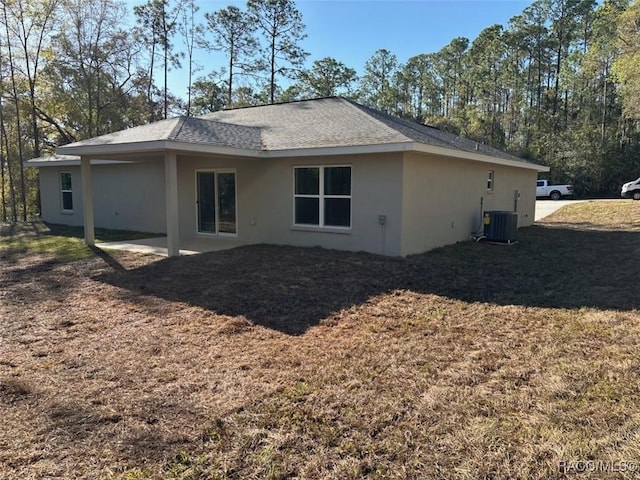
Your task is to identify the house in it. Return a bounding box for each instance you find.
[27,97,548,257]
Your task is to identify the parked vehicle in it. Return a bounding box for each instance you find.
[536,179,574,200]
[621,177,640,200]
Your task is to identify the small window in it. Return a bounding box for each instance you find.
[60,172,73,212]
[294,166,351,228]
[537,180,544,187]
[487,170,494,192]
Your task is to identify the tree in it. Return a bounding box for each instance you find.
[4,0,58,159]
[359,49,398,113]
[613,0,640,118]
[134,0,181,119]
[204,5,256,107]
[463,25,507,145]
[190,72,227,114]
[233,85,261,107]
[298,57,357,98]
[544,0,596,121]
[44,0,142,139]
[395,54,439,122]
[432,37,469,117]
[177,0,202,116]
[0,36,18,221]
[247,0,308,104]
[1,0,27,221]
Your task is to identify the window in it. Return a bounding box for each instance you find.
[196,170,237,235]
[294,166,351,228]
[487,170,494,192]
[60,172,73,212]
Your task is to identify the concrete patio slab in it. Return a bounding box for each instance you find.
[96,236,244,257]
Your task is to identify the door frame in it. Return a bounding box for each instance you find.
[195,169,238,237]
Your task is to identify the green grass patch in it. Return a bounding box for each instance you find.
[0,221,162,262]
[1,233,91,262]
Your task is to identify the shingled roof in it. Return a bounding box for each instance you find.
[56,116,262,150]
[49,97,541,170]
[200,97,525,162]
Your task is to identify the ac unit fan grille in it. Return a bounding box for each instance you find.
[484,211,518,242]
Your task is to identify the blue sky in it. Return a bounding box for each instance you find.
[165,0,532,99]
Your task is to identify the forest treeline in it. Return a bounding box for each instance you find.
[1,0,640,221]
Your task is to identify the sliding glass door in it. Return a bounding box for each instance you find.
[196,171,237,235]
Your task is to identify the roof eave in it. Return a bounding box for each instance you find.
[411,143,549,171]
[56,140,262,158]
[264,142,414,158]
[55,140,416,159]
[52,138,549,172]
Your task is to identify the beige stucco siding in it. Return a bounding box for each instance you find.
[39,161,166,233]
[176,155,263,243]
[400,152,537,256]
[40,166,83,226]
[260,154,404,256]
[38,150,537,257]
[176,153,404,256]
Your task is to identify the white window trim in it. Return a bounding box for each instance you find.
[194,169,238,238]
[293,165,352,230]
[60,171,73,213]
[487,169,495,192]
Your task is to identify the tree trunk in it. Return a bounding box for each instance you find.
[148,36,156,118]
[0,36,7,222]
[228,39,234,106]
[163,7,168,119]
[3,2,27,221]
[0,156,6,222]
[0,104,7,222]
[553,41,562,117]
[601,62,608,148]
[0,96,17,222]
[15,0,53,159]
[270,26,276,104]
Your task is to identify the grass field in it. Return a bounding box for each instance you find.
[1,201,639,479]
[0,222,162,262]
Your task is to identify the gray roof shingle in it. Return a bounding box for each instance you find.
[172,117,262,149]
[55,97,533,167]
[64,117,183,146]
[58,116,261,150]
[200,98,408,150]
[201,97,528,163]
[346,100,524,162]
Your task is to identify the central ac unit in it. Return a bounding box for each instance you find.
[483,211,518,243]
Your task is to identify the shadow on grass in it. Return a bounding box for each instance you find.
[0,222,154,304]
[0,221,162,243]
[94,224,640,335]
[41,222,164,242]
[1,221,163,264]
[89,246,127,272]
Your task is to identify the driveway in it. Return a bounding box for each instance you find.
[535,199,584,221]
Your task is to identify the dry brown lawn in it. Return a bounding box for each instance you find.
[1,200,640,479]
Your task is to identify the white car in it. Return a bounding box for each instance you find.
[536,180,574,200]
[621,177,640,200]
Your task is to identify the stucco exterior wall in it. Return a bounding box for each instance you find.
[37,150,537,257]
[40,166,84,227]
[39,161,166,233]
[176,155,262,243]
[400,152,537,256]
[177,153,404,256]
